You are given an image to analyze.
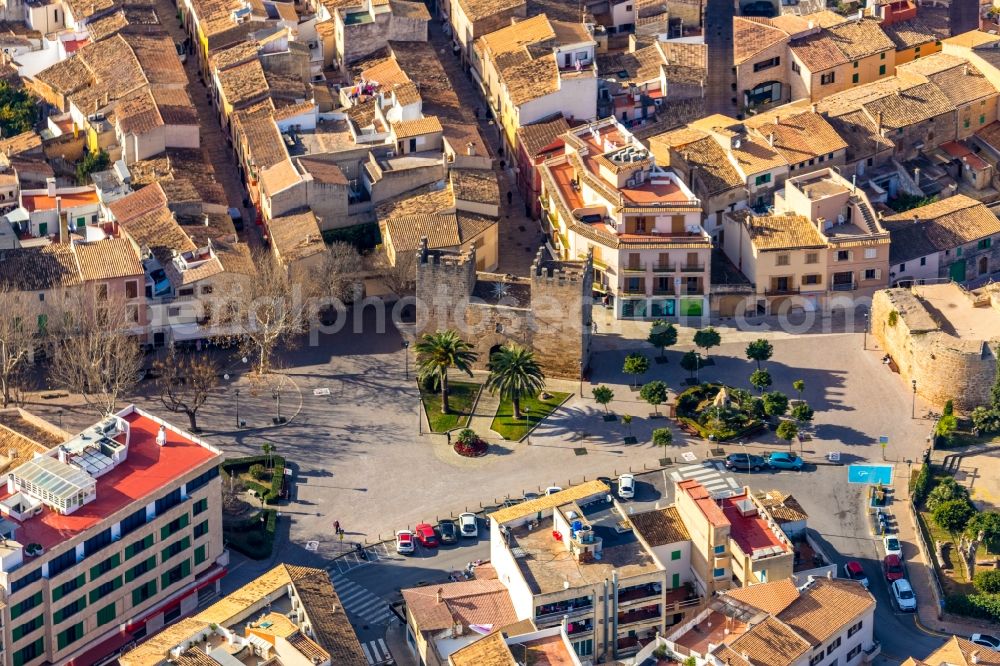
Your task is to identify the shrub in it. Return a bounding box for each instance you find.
[420,373,439,393]
[321,222,381,252]
[763,391,789,419]
[971,406,1000,434]
[933,499,975,532]
[912,464,932,505]
[457,428,478,445]
[887,310,899,327]
[943,400,954,417]
[791,402,814,424]
[749,369,772,394]
[776,420,799,444]
[221,456,286,504]
[249,464,265,480]
[966,511,1000,549]
[224,509,277,559]
[974,570,1000,594]
[676,390,700,416]
[926,477,970,511]
[945,593,1000,623]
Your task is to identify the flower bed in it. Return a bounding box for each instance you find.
[453,429,488,457]
[675,383,764,442]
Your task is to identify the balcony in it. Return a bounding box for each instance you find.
[618,583,662,606]
[622,282,647,296]
[831,282,856,292]
[652,263,675,273]
[764,286,800,296]
[566,619,594,636]
[679,264,706,273]
[622,265,646,275]
[617,604,661,628]
[652,286,676,296]
[863,641,881,664]
[535,599,594,625]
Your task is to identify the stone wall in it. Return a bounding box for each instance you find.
[871,288,999,411]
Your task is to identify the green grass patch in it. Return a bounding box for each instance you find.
[491,391,570,440]
[221,456,286,504]
[224,509,277,560]
[420,382,481,432]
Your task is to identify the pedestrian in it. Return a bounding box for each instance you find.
[334,519,341,534]
[446,431,452,446]
[507,190,513,205]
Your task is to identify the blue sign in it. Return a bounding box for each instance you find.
[848,465,893,485]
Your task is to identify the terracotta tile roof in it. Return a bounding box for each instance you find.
[123,33,186,86]
[881,9,949,49]
[597,44,666,82]
[478,14,555,55]
[723,578,800,616]
[210,40,258,72]
[909,636,1000,666]
[171,650,218,666]
[391,116,443,139]
[717,616,811,666]
[755,490,809,523]
[64,0,116,23]
[383,213,462,250]
[456,0,524,21]
[152,88,198,126]
[116,89,163,135]
[457,212,497,242]
[824,18,894,61]
[824,109,893,162]
[265,70,308,100]
[790,31,848,71]
[34,56,92,97]
[730,135,785,176]
[862,81,954,129]
[803,9,848,28]
[361,56,410,89]
[747,111,847,164]
[118,205,197,261]
[401,577,519,634]
[0,131,41,158]
[108,182,167,223]
[236,111,288,170]
[923,61,997,108]
[629,506,691,546]
[734,17,789,65]
[517,116,569,157]
[269,209,325,263]
[214,239,255,275]
[489,480,610,523]
[882,194,1000,263]
[285,565,367,666]
[73,237,144,281]
[505,53,560,106]
[377,183,454,219]
[451,168,499,205]
[390,40,466,122]
[286,632,330,663]
[743,212,827,250]
[298,157,348,185]
[218,59,269,108]
[449,632,518,666]
[259,157,302,196]
[0,242,81,290]
[660,40,707,69]
[776,577,874,644]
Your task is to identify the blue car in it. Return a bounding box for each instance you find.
[766,452,804,470]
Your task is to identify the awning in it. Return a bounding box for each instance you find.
[123,565,227,632]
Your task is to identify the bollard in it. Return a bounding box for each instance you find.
[583,475,586,482]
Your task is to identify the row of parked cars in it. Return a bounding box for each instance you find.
[840,534,916,611]
[723,451,804,471]
[395,513,479,554]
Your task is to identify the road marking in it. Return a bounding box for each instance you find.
[330,573,393,625]
[681,451,698,462]
[362,638,392,664]
[727,477,740,489]
[669,471,681,482]
[677,463,705,473]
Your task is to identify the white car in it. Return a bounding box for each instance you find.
[395,530,415,555]
[458,512,478,538]
[891,578,916,612]
[884,534,903,559]
[971,634,1000,651]
[618,474,636,500]
[545,486,563,495]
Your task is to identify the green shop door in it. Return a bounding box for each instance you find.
[672,573,680,589]
[949,259,966,283]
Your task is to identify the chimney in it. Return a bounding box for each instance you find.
[46,176,56,197]
[57,446,66,464]
[57,197,67,243]
[436,588,443,604]
[768,132,775,146]
[914,167,921,184]
[811,103,817,113]
[203,214,210,226]
[466,141,476,156]
[774,115,780,125]
[156,425,167,447]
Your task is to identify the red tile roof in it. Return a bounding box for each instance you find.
[721,493,788,555]
[4,408,220,550]
[679,479,729,527]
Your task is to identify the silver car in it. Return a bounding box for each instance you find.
[459,512,478,538]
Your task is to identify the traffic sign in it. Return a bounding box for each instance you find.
[847,464,893,485]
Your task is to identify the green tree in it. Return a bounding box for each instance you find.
[992,360,1000,409]
[621,414,633,437]
[926,477,970,511]
[792,379,805,402]
[750,369,772,394]
[972,406,1000,434]
[261,442,275,469]
[623,352,650,389]
[414,330,478,414]
[75,149,110,185]
[693,327,721,358]
[974,569,1000,594]
[791,401,814,425]
[679,351,701,381]
[485,343,545,419]
[640,380,669,416]
[935,414,958,446]
[745,339,773,370]
[647,320,678,360]
[776,420,799,445]
[966,511,1000,551]
[763,391,789,419]
[933,499,975,532]
[592,385,614,414]
[249,464,265,480]
[653,427,673,453]
[943,399,954,417]
[0,81,37,137]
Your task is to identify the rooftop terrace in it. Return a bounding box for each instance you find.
[720,493,788,559]
[913,282,1000,340]
[673,610,749,656]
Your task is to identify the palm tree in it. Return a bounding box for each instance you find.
[414,330,478,414]
[485,343,545,419]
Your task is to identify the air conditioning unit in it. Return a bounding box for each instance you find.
[308,41,318,49]
[386,149,396,158]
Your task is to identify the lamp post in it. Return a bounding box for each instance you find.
[740,441,750,488]
[694,352,702,384]
[863,311,869,350]
[579,360,584,397]
[273,387,284,424]
[402,340,410,380]
[911,379,917,419]
[235,388,241,428]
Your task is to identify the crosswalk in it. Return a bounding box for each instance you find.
[331,542,392,574]
[670,461,741,497]
[360,638,393,665]
[330,572,394,627]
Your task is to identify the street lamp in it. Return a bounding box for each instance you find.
[740,441,750,488]
[863,311,869,350]
[911,379,917,419]
[579,360,584,397]
[694,352,702,384]
[272,387,285,424]
[235,388,241,428]
[402,340,410,380]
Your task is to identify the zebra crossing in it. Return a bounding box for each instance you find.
[329,572,394,627]
[360,638,393,665]
[331,541,392,574]
[669,461,741,497]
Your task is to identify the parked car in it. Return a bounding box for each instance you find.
[724,453,766,471]
[891,579,916,611]
[395,530,415,554]
[545,486,563,495]
[884,534,903,559]
[523,492,540,501]
[766,452,803,470]
[439,520,458,544]
[414,523,439,548]
[618,474,636,499]
[843,561,869,588]
[971,634,1000,651]
[883,554,905,582]
[459,512,478,538]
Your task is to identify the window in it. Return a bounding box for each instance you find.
[713,567,726,578]
[187,466,219,493]
[746,81,782,108]
[97,602,117,627]
[161,513,190,539]
[753,57,780,72]
[57,622,84,650]
[879,65,886,76]
[755,173,771,186]
[848,620,863,637]
[776,253,790,266]
[162,536,190,563]
[837,250,850,262]
[13,637,43,666]
[806,252,819,264]
[201,285,214,295]
[125,280,138,299]
[52,574,85,602]
[11,591,42,620]
[920,257,926,266]
[96,283,108,301]
[880,52,886,60]
[792,61,801,74]
[915,45,921,53]
[827,636,842,655]
[11,568,42,593]
[89,576,122,604]
[714,544,725,554]
[671,550,682,561]
[127,304,140,323]
[194,498,209,515]
[132,579,158,606]
[47,548,77,579]
[178,287,195,297]
[852,73,859,84]
[90,553,121,581]
[864,268,880,280]
[194,520,209,539]
[821,72,836,85]
[156,487,183,515]
[979,238,993,249]
[125,534,154,560]
[803,274,822,285]
[120,508,148,538]
[84,528,112,556]
[12,614,43,641]
[864,248,877,259]
[847,645,863,661]
[161,559,191,589]
[981,115,987,125]
[126,556,156,583]
[195,544,207,565]
[53,595,86,623]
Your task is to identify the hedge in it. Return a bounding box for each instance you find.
[221,455,285,504]
[224,509,277,559]
[945,593,1000,622]
[912,463,932,505]
[677,416,766,442]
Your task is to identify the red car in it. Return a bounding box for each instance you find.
[414,523,439,548]
[883,554,905,582]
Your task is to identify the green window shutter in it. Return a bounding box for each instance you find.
[194,545,206,565]
[97,602,117,626]
[57,622,84,650]
[12,614,42,641]
[193,498,208,515]
[180,514,189,529]
[670,550,681,561]
[194,520,208,538]
[90,553,121,581]
[182,559,191,577]
[11,591,42,619]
